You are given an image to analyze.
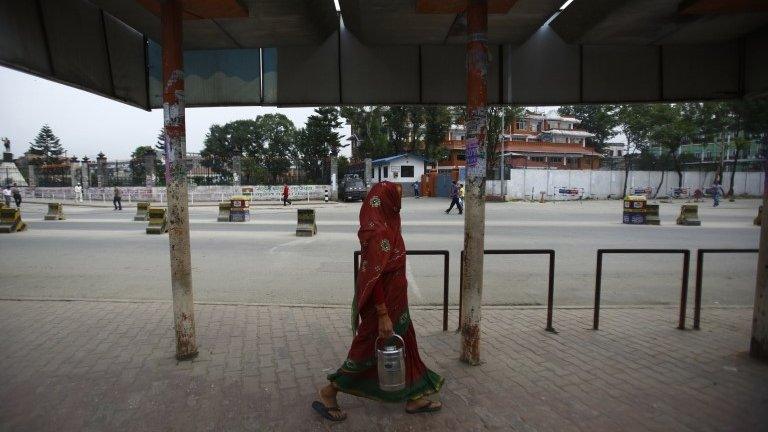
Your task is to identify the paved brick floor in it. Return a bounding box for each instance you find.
[1,300,766,431]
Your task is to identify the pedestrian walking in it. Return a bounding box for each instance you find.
[11,183,21,208]
[74,183,83,203]
[113,186,122,210]
[458,183,465,207]
[282,183,292,206]
[712,181,725,207]
[2,185,11,206]
[413,181,420,199]
[445,181,463,215]
[313,181,443,422]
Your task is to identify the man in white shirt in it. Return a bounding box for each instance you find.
[74,183,83,203]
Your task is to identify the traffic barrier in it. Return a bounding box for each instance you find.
[217,202,231,222]
[755,205,763,226]
[593,249,690,330]
[296,209,317,237]
[146,208,168,234]
[0,207,27,233]
[459,249,556,333]
[44,202,65,220]
[644,204,660,225]
[134,202,150,221]
[229,196,250,222]
[354,250,450,332]
[622,195,647,225]
[693,249,758,329]
[676,204,701,226]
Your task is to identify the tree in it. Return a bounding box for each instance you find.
[29,124,65,163]
[340,106,390,160]
[255,114,296,183]
[407,106,426,151]
[617,105,655,198]
[155,129,166,156]
[652,104,695,188]
[129,145,164,186]
[200,120,261,181]
[557,105,619,151]
[486,106,524,178]
[383,106,410,154]
[422,106,452,163]
[727,99,768,197]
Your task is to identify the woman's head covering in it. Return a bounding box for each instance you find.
[358,181,401,235]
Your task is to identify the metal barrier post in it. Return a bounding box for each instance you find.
[353,250,449,331]
[693,249,758,329]
[593,249,690,330]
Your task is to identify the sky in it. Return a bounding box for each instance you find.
[0,66,352,160]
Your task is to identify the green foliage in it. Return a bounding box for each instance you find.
[129,146,164,185]
[557,105,619,151]
[255,114,297,183]
[29,124,65,163]
[383,106,410,154]
[422,106,452,163]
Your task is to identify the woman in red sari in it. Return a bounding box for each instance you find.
[313,181,444,421]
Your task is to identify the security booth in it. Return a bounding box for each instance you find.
[229,195,250,222]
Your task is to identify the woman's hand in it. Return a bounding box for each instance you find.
[378,314,393,339]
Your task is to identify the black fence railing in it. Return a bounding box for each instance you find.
[594,249,691,330]
[694,249,759,330]
[459,249,557,333]
[354,250,450,331]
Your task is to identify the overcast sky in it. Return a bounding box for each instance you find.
[0,66,352,160]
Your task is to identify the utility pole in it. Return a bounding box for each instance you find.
[162,0,198,360]
[750,134,768,360]
[500,111,506,198]
[460,0,488,365]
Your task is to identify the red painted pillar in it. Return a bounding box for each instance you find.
[460,0,488,365]
[161,0,198,360]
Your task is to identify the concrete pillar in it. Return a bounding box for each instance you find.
[70,156,80,188]
[162,0,198,360]
[751,136,768,360]
[81,157,90,188]
[144,151,157,187]
[330,155,339,200]
[96,153,107,188]
[460,0,488,366]
[27,164,37,188]
[364,158,372,189]
[232,156,242,186]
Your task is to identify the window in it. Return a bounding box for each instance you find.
[383,166,389,178]
[516,120,525,130]
[531,156,545,162]
[400,165,414,178]
[617,150,623,157]
[549,157,563,163]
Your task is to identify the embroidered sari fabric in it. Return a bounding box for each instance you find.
[327,181,444,402]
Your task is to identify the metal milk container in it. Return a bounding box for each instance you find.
[375,334,406,392]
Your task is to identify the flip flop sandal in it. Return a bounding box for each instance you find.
[406,401,442,414]
[312,400,347,422]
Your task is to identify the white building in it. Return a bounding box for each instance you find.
[371,153,428,183]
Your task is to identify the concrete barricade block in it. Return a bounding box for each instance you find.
[644,204,660,225]
[134,202,150,221]
[229,196,250,222]
[296,209,317,237]
[0,207,27,233]
[217,202,231,222]
[146,208,168,234]
[676,204,701,226]
[44,202,65,220]
[755,205,763,226]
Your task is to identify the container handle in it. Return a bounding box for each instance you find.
[374,334,405,358]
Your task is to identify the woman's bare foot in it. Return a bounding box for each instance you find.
[405,397,442,414]
[315,384,347,421]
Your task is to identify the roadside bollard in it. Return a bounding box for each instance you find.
[324,189,329,203]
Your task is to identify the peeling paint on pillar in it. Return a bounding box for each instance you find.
[162,0,197,360]
[460,0,488,366]
[750,136,768,361]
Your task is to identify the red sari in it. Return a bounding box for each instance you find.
[327,181,444,402]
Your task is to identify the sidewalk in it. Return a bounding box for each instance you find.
[1,300,766,431]
[21,198,338,208]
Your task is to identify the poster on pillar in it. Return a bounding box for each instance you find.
[148,41,262,107]
[465,137,486,179]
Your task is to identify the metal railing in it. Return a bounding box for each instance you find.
[353,250,450,331]
[459,249,556,333]
[593,249,690,330]
[693,248,758,330]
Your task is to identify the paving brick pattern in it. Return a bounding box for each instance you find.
[1,300,766,431]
